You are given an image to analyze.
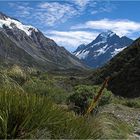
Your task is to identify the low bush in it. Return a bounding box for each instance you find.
[67,85,112,115]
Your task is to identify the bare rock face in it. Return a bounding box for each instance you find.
[0,12,86,70]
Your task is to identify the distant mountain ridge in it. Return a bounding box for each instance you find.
[0,12,86,70]
[74,30,133,68]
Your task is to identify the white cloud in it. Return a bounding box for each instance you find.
[71,19,140,36]
[45,30,99,51]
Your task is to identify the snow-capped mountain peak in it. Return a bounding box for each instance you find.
[99,30,115,38]
[95,30,116,42]
[74,30,133,68]
[0,12,8,20]
[0,12,38,36]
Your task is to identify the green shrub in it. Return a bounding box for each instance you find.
[68,85,112,115]
[39,72,50,80]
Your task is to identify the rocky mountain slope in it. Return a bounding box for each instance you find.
[88,37,140,98]
[74,30,133,68]
[0,12,86,70]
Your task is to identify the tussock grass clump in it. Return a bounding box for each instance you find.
[123,99,140,108]
[112,96,140,108]
[23,78,68,104]
[6,65,27,85]
[0,80,101,139]
[0,73,24,93]
[97,113,133,139]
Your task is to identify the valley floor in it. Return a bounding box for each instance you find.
[100,103,140,139]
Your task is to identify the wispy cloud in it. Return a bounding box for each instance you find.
[46,30,99,51]
[71,19,140,36]
[9,2,79,26]
[73,0,90,7]
[73,0,92,10]
[8,1,113,27]
[8,2,32,18]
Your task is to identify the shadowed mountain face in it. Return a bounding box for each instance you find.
[74,30,133,68]
[0,12,86,70]
[88,37,140,98]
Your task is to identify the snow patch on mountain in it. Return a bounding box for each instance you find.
[94,44,108,56]
[108,32,115,37]
[75,50,89,59]
[0,17,38,36]
[91,41,106,47]
[111,46,127,57]
[0,22,3,28]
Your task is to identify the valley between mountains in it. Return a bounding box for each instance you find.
[0,11,140,139]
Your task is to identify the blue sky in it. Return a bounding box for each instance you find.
[0,0,140,51]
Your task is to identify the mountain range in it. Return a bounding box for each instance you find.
[0,11,140,98]
[74,30,133,68]
[0,12,86,70]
